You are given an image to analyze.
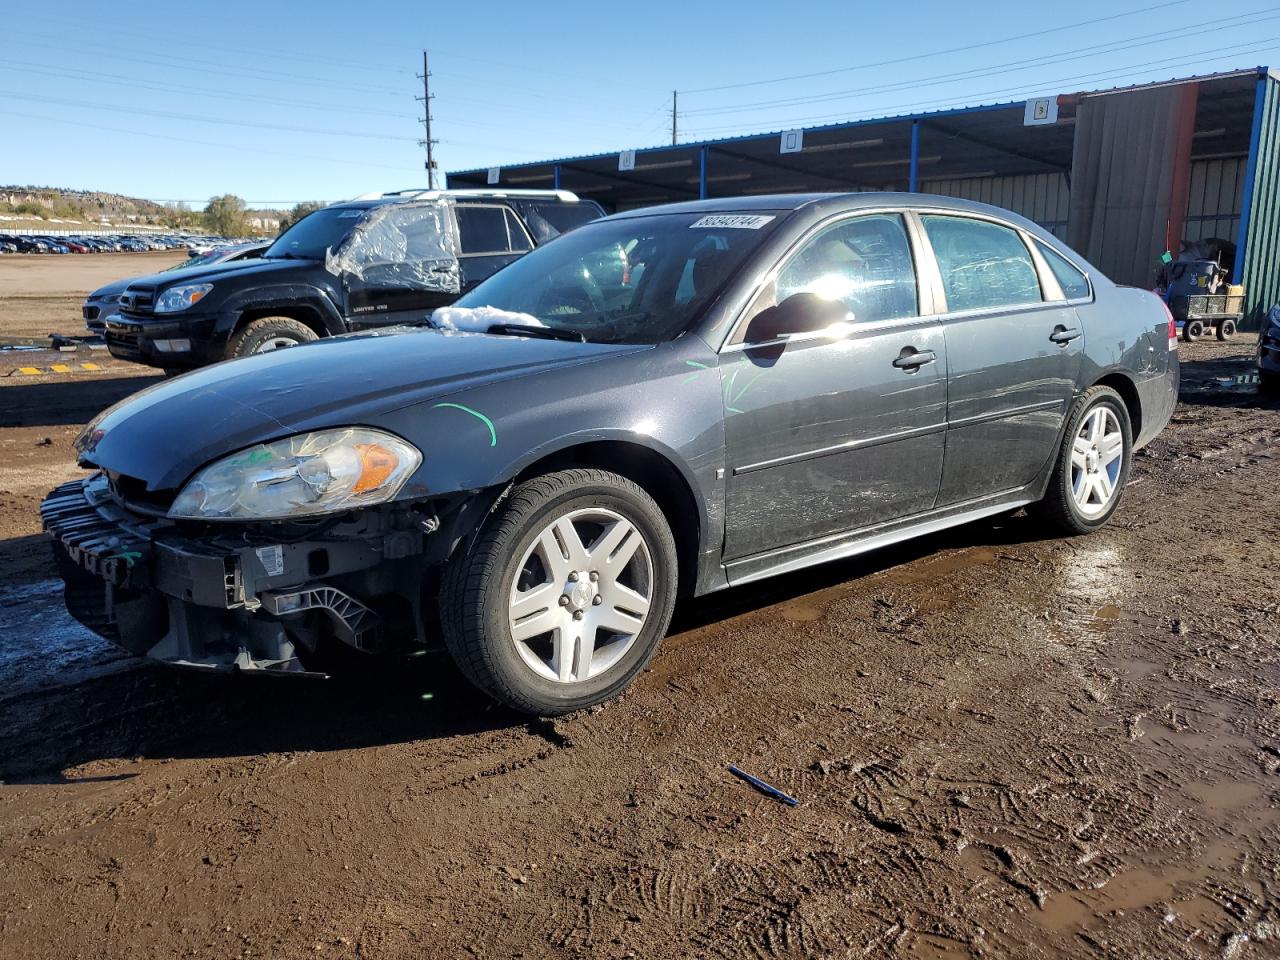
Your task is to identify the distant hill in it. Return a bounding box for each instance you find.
[0,186,280,234]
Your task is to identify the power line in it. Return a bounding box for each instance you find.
[680,0,1194,94]
[6,31,407,98]
[681,7,1280,118]
[0,59,416,120]
[682,41,1278,138]
[0,110,414,172]
[0,90,417,142]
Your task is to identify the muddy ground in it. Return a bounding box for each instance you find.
[0,262,1277,958]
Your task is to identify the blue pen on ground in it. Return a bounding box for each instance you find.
[728,765,799,807]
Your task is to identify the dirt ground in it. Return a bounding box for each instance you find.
[0,251,182,341]
[0,258,1277,959]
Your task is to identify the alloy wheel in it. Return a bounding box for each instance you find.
[507,507,653,684]
[1070,406,1124,518]
[254,336,300,353]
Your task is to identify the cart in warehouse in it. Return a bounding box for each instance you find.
[1170,291,1244,342]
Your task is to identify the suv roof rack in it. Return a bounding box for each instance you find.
[350,188,582,203]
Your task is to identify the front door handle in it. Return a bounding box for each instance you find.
[1050,325,1082,345]
[893,348,937,370]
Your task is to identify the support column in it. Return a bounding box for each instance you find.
[908,120,920,192]
[553,164,561,191]
[1233,76,1268,284]
[1165,83,1200,258]
[699,146,708,199]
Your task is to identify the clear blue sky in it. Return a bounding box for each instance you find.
[1,0,1276,209]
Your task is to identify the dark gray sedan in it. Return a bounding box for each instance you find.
[43,194,1178,715]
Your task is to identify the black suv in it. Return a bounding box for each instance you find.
[104,190,604,369]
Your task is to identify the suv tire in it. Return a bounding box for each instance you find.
[226,316,318,358]
[440,468,678,716]
[1032,385,1133,535]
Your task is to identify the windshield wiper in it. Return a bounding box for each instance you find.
[486,323,585,343]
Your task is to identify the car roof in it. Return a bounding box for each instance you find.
[606,191,1056,238]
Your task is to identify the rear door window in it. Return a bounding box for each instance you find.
[456,205,513,255]
[921,215,1043,312]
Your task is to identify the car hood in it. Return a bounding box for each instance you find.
[87,277,135,300]
[120,256,308,290]
[81,327,648,492]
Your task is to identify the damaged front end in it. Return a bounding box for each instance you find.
[41,472,465,676]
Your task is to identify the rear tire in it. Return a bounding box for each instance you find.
[226,316,318,359]
[1182,319,1204,342]
[1216,318,1236,341]
[439,469,678,716]
[1260,369,1280,395]
[1031,386,1133,535]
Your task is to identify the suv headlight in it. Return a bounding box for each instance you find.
[154,283,213,314]
[169,427,421,520]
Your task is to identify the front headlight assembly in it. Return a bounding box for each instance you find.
[154,283,213,314]
[169,427,421,520]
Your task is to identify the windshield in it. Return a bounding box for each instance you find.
[263,207,362,260]
[450,212,782,344]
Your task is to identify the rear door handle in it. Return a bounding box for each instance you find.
[1050,325,1082,345]
[893,348,937,370]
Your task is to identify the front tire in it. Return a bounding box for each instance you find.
[226,316,318,359]
[440,469,678,716]
[1032,386,1133,535]
[1216,318,1236,340]
[1182,319,1204,342]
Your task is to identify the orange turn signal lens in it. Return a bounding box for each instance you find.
[352,443,399,494]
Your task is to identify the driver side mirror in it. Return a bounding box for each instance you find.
[744,292,851,344]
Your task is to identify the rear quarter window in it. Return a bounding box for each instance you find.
[1036,240,1092,300]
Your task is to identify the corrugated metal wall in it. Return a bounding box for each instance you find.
[1183,158,1247,244]
[921,173,1070,240]
[1239,75,1280,329]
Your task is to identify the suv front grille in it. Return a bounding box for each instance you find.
[119,287,156,316]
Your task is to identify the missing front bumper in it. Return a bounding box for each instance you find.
[42,475,419,676]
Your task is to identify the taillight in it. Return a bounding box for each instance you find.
[1161,299,1178,350]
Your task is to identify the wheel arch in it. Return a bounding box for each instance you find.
[510,440,703,599]
[232,304,330,339]
[1091,371,1143,439]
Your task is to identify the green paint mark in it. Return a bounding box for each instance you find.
[108,550,142,568]
[230,448,272,467]
[682,359,710,384]
[433,402,497,447]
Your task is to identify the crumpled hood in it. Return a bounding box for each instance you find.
[82,327,645,491]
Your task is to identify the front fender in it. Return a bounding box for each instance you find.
[375,338,727,567]
[216,284,346,336]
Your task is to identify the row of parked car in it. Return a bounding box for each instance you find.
[0,232,247,255]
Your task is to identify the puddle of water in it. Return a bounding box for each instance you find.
[1184,778,1268,814]
[0,578,136,700]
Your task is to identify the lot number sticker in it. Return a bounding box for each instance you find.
[690,215,776,230]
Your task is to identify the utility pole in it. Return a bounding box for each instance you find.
[416,50,438,189]
[671,89,678,146]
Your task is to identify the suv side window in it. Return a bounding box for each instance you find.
[921,215,1043,312]
[774,213,918,323]
[1035,239,1091,300]
[456,205,529,256]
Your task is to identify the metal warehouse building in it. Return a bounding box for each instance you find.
[450,67,1280,328]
